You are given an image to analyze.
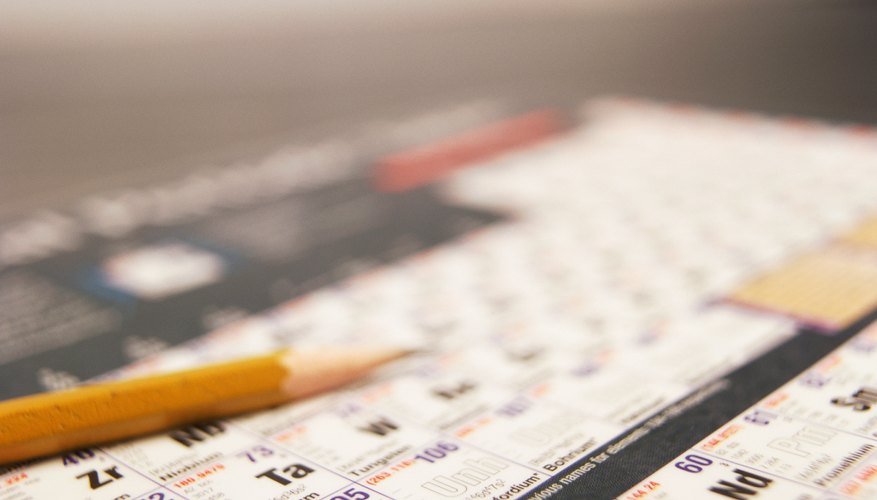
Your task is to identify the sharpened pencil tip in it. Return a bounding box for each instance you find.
[279,345,409,399]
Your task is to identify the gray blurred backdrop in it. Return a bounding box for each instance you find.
[2,0,876,218]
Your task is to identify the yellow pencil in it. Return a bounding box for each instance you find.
[0,346,406,464]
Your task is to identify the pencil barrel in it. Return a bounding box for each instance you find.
[0,352,290,463]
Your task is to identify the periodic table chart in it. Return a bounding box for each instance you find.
[2,97,877,499]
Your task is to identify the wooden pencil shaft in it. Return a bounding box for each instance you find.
[0,351,289,463]
[0,346,404,464]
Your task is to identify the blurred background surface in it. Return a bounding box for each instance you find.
[2,0,877,217]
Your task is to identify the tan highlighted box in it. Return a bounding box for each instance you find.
[729,246,877,330]
[840,216,877,249]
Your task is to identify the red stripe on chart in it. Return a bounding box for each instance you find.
[374,109,564,192]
